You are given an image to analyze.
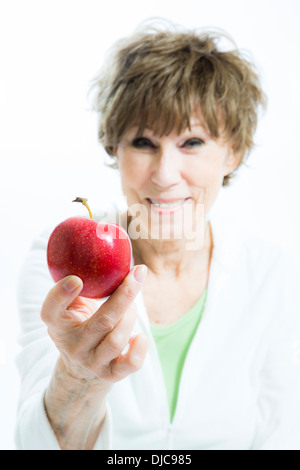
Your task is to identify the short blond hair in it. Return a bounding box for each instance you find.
[90,20,267,186]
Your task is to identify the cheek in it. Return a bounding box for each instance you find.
[190,158,225,210]
[206,163,224,189]
[118,154,149,191]
[191,157,224,190]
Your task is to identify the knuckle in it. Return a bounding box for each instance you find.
[41,294,61,323]
[40,300,51,324]
[128,353,143,371]
[46,326,56,342]
[122,284,137,302]
[40,307,47,324]
[90,313,115,334]
[106,331,124,355]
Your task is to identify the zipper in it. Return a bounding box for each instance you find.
[136,290,173,439]
[134,251,230,446]
[171,257,230,427]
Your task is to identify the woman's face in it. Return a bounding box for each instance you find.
[114,115,239,246]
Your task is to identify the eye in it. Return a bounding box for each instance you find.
[132,137,156,149]
[182,138,205,148]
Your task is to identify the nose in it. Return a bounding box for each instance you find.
[150,145,181,189]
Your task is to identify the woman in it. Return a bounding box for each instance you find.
[16,22,300,450]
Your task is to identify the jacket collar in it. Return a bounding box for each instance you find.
[129,208,248,331]
[96,202,248,320]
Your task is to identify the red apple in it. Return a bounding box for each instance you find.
[47,198,132,299]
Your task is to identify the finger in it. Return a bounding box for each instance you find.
[109,333,149,381]
[41,275,83,326]
[83,265,148,349]
[93,304,137,364]
[64,296,98,323]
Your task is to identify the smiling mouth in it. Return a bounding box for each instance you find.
[145,198,191,212]
[147,198,188,207]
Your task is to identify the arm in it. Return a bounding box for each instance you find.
[15,229,148,450]
[251,252,300,450]
[43,357,108,450]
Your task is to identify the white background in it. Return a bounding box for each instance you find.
[0,0,299,450]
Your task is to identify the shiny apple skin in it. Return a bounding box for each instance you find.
[47,217,132,299]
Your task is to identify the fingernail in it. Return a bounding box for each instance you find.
[62,276,82,293]
[133,265,148,283]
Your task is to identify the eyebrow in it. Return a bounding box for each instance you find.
[129,120,210,139]
[141,122,207,133]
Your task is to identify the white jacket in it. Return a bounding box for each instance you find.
[15,210,300,450]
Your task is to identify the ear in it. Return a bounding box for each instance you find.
[223,148,241,176]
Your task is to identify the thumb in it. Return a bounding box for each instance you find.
[82,265,147,349]
[41,275,83,326]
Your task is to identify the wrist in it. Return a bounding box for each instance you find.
[44,357,110,450]
[52,355,110,398]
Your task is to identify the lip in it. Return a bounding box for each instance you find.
[145,197,191,214]
[147,197,189,203]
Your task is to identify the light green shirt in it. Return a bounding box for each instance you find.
[150,289,207,422]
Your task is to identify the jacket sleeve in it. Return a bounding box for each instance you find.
[251,251,300,450]
[15,228,113,450]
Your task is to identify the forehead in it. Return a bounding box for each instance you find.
[128,112,211,138]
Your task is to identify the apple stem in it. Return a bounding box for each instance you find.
[72,197,94,219]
